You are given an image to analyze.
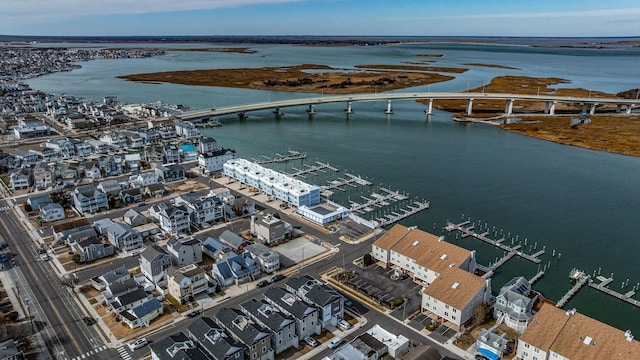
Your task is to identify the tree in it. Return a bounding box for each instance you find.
[362,253,374,266]
[472,303,492,326]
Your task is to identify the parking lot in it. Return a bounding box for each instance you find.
[342,263,424,321]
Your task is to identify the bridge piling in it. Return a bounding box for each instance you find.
[307,104,315,114]
[589,103,598,115]
[466,99,474,115]
[425,98,434,115]
[505,99,514,115]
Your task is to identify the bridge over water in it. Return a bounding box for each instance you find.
[175,92,639,120]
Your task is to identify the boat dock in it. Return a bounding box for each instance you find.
[445,221,544,265]
[588,276,640,308]
[321,173,372,192]
[373,200,430,228]
[529,270,545,285]
[289,161,339,178]
[252,150,307,164]
[556,269,591,308]
[349,188,408,213]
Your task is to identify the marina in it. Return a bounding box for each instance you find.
[556,269,591,308]
[589,276,640,308]
[444,220,545,265]
[251,150,307,164]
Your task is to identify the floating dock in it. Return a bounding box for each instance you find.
[321,173,372,192]
[445,221,544,265]
[374,200,430,228]
[556,269,591,308]
[289,161,339,178]
[252,150,307,164]
[588,276,640,308]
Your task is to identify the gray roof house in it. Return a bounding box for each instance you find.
[154,163,186,184]
[201,236,234,261]
[212,253,260,287]
[214,308,274,360]
[121,298,163,329]
[285,275,343,329]
[219,230,250,252]
[26,193,52,210]
[54,224,97,246]
[167,238,202,266]
[39,202,65,223]
[150,331,209,360]
[240,299,298,354]
[263,287,321,339]
[106,221,143,252]
[71,237,114,263]
[149,202,190,235]
[139,245,172,286]
[187,317,244,360]
[245,243,280,274]
[72,184,108,215]
[110,286,151,313]
[123,209,147,227]
[493,277,539,332]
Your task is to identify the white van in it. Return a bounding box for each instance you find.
[328,337,342,349]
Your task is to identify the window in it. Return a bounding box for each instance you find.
[525,343,530,348]
[534,348,539,353]
[444,312,449,317]
[262,347,266,352]
[445,304,450,309]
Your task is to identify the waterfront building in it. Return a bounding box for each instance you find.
[516,304,640,360]
[493,277,539,332]
[296,201,349,226]
[223,158,320,207]
[198,136,218,154]
[198,148,236,175]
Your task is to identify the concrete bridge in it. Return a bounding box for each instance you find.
[175,92,638,120]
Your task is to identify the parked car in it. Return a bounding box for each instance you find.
[303,336,318,347]
[270,274,286,283]
[186,310,201,318]
[256,280,269,288]
[337,319,352,330]
[128,338,148,351]
[39,253,49,261]
[327,337,343,349]
[82,317,94,326]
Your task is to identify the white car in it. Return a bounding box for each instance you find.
[337,319,352,330]
[303,336,318,347]
[328,337,343,349]
[128,338,148,351]
[39,253,50,261]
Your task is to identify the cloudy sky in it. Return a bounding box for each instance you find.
[2,0,639,37]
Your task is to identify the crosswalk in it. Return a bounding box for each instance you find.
[0,206,12,212]
[71,345,108,360]
[117,346,132,360]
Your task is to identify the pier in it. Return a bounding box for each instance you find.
[321,173,372,192]
[289,161,339,178]
[373,200,430,228]
[349,187,408,213]
[252,150,307,164]
[556,269,591,308]
[529,270,545,285]
[588,276,640,308]
[445,221,544,265]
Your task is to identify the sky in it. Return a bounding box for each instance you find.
[1,0,639,37]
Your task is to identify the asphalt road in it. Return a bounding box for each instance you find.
[0,199,118,360]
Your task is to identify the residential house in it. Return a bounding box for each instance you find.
[54,225,97,247]
[421,268,490,331]
[240,299,298,354]
[364,324,411,359]
[187,317,245,360]
[198,136,218,153]
[143,183,166,198]
[167,264,209,304]
[212,253,260,287]
[263,287,321,339]
[87,139,110,154]
[163,145,181,164]
[150,331,209,360]
[167,238,202,266]
[99,156,123,177]
[26,193,52,211]
[219,230,251,253]
[83,160,102,180]
[139,245,172,286]
[201,236,234,261]
[123,209,147,227]
[174,120,202,139]
[149,202,190,235]
[71,237,114,263]
[9,168,31,190]
[516,304,640,360]
[43,138,75,158]
[99,132,127,149]
[56,162,79,186]
[32,161,54,190]
[180,144,199,162]
[210,187,231,202]
[110,286,152,313]
[124,153,142,173]
[198,148,236,175]
[175,192,223,227]
[329,332,387,360]
[214,308,275,360]
[10,149,39,167]
[72,185,108,214]
[155,163,186,184]
[119,188,143,205]
[130,170,158,188]
[250,213,285,245]
[493,277,539,332]
[93,218,115,235]
[371,224,478,286]
[106,221,143,251]
[92,265,130,291]
[245,243,280,273]
[101,277,138,302]
[39,203,65,223]
[72,139,93,157]
[121,298,163,329]
[97,179,123,197]
[285,275,343,329]
[476,328,509,360]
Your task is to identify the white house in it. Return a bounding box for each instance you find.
[39,203,65,223]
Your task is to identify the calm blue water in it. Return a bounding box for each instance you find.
[27,42,640,333]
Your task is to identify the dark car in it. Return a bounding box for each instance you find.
[82,317,94,326]
[187,310,201,318]
[271,274,286,283]
[256,280,269,288]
